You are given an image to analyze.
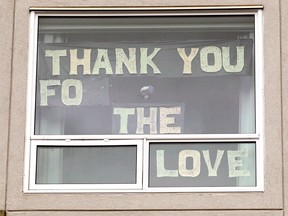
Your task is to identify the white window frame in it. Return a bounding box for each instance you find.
[24,9,264,193]
[143,139,260,192]
[29,140,143,192]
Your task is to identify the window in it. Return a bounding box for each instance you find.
[26,9,263,192]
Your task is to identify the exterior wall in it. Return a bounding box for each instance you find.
[5,211,285,216]
[0,0,286,215]
[281,0,288,215]
[0,0,14,215]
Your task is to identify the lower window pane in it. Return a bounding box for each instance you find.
[36,146,137,184]
[149,142,256,187]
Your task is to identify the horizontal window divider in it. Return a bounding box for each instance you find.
[143,186,263,193]
[30,134,260,141]
[27,187,263,194]
[30,139,142,146]
[29,184,142,191]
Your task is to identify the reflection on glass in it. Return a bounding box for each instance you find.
[36,146,137,184]
[35,16,255,135]
[149,142,256,187]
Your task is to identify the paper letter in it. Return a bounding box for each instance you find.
[61,79,83,106]
[92,49,113,75]
[159,107,181,134]
[113,108,135,134]
[227,149,250,177]
[156,150,178,177]
[178,150,201,177]
[136,107,157,134]
[200,46,222,72]
[222,46,244,73]
[70,49,91,75]
[202,150,224,176]
[177,48,199,74]
[115,48,137,75]
[140,48,161,74]
[40,80,61,106]
[45,50,67,76]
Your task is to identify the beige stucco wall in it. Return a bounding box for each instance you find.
[281,0,288,215]
[0,0,14,214]
[0,0,285,215]
[5,210,285,216]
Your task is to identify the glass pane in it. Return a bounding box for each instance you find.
[36,146,137,184]
[149,142,256,187]
[35,15,255,135]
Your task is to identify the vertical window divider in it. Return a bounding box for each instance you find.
[143,138,149,191]
[255,9,264,191]
[24,11,39,193]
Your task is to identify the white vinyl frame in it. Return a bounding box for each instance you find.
[143,140,261,192]
[29,140,143,192]
[24,8,264,193]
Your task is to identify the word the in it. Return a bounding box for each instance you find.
[113,107,182,134]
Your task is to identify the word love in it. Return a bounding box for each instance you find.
[157,149,250,178]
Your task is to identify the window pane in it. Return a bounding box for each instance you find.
[149,142,256,187]
[36,146,137,184]
[35,16,255,135]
